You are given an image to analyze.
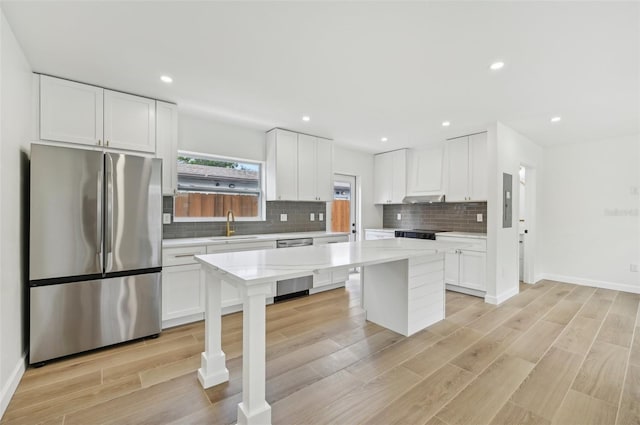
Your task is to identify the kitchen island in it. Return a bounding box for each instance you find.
[194,237,464,425]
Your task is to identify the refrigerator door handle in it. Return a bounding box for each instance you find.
[97,167,104,272]
[105,153,114,273]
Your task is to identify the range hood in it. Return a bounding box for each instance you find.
[402,194,446,204]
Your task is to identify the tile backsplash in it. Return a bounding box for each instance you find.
[383,202,487,233]
[162,197,327,239]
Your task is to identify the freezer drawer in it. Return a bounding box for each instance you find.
[29,273,161,364]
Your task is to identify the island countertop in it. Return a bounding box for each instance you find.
[194,237,465,285]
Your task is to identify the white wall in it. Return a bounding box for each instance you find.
[538,134,640,292]
[333,145,379,239]
[486,122,543,304]
[0,10,32,418]
[178,113,266,162]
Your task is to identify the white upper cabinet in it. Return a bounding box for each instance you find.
[468,132,488,201]
[407,145,444,196]
[298,134,333,201]
[374,149,407,204]
[104,90,156,153]
[40,75,104,146]
[446,132,487,202]
[156,101,178,195]
[38,75,159,154]
[266,129,298,201]
[267,129,333,201]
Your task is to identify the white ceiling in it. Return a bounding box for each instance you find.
[2,1,639,153]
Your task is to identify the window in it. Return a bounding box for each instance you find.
[174,151,265,221]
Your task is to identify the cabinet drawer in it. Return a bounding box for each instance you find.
[314,235,349,245]
[206,240,276,253]
[163,245,206,266]
[437,236,486,252]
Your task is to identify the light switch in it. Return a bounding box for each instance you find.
[396,213,402,221]
[162,213,172,224]
[310,213,315,221]
[477,214,483,222]
[319,213,324,221]
[280,214,287,222]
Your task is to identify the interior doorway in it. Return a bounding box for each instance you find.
[518,164,536,284]
[331,174,357,242]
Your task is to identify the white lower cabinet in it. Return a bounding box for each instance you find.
[311,235,350,291]
[438,235,487,295]
[162,245,207,328]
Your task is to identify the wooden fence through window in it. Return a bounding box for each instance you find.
[174,193,258,217]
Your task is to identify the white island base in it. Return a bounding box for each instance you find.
[194,238,460,425]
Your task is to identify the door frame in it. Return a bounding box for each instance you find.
[330,173,358,241]
[519,163,537,284]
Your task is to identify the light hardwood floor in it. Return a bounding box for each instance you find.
[2,276,639,425]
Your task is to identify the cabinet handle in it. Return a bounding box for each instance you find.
[174,253,198,258]
[106,140,110,147]
[97,139,102,146]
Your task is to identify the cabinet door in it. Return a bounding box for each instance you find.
[468,132,488,201]
[407,146,443,196]
[275,130,298,200]
[459,250,486,291]
[104,90,156,153]
[40,75,104,146]
[156,101,178,195]
[443,251,460,286]
[390,149,407,203]
[446,137,469,202]
[374,153,393,204]
[297,134,317,201]
[315,139,333,201]
[162,264,204,321]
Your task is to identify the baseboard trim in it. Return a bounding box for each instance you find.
[485,286,520,305]
[539,273,640,294]
[0,355,25,420]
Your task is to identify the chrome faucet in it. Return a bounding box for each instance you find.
[226,210,236,237]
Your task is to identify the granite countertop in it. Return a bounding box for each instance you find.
[195,238,467,285]
[436,231,487,239]
[163,231,350,248]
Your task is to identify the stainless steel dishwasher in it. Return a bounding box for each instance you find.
[274,238,314,302]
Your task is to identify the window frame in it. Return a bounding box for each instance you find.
[173,150,266,223]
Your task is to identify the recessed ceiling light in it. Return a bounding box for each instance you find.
[550,116,562,123]
[381,137,388,142]
[442,121,451,127]
[489,61,505,71]
[160,75,173,83]
[302,115,311,122]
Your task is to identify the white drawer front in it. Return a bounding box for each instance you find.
[206,240,276,253]
[437,236,486,252]
[314,235,349,245]
[163,245,206,266]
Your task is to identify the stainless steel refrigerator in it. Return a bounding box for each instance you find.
[29,144,163,364]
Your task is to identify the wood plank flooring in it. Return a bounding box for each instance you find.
[2,276,639,425]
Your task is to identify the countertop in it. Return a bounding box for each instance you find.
[163,231,350,248]
[436,232,487,239]
[195,238,467,285]
[364,228,401,232]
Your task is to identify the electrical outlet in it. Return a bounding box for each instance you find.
[396,213,402,221]
[162,213,172,224]
[477,213,483,222]
[631,263,639,273]
[310,213,315,221]
[280,213,287,222]
[319,213,324,221]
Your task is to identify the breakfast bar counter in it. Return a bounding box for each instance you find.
[194,238,465,425]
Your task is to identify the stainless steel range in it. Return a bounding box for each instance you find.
[394,229,449,240]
